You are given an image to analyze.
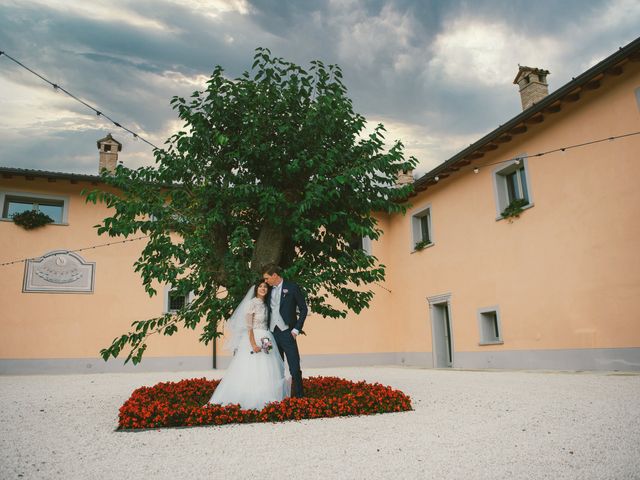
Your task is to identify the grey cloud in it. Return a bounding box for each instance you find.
[1,0,639,174]
[2,129,109,174]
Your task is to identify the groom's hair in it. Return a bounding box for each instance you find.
[261,263,282,276]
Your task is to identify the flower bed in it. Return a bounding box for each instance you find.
[118,376,412,429]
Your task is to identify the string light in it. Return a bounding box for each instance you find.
[1,236,393,296]
[0,51,159,150]
[0,235,150,268]
[4,51,637,180]
[2,51,638,291]
[465,130,640,174]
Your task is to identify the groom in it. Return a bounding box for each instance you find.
[262,263,307,398]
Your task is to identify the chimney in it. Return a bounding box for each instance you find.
[396,168,414,186]
[96,133,122,174]
[513,66,550,110]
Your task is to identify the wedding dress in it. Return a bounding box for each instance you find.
[209,293,290,410]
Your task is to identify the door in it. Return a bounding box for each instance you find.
[431,301,453,368]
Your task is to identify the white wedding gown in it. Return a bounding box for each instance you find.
[209,297,290,410]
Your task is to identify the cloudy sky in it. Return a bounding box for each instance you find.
[1,0,639,177]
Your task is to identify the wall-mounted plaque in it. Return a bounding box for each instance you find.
[23,250,95,293]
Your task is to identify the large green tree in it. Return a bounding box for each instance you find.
[86,48,416,364]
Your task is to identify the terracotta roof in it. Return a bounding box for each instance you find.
[96,133,122,151]
[513,65,550,84]
[0,166,176,189]
[0,166,102,183]
[411,35,640,197]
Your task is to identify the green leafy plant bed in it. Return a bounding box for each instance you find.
[118,376,412,430]
[11,210,54,230]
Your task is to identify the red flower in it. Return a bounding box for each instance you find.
[117,376,412,430]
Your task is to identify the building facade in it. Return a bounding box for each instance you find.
[1,40,639,374]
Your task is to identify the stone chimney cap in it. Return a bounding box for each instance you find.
[513,66,550,85]
[96,133,122,151]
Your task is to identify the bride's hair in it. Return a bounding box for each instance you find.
[253,280,270,298]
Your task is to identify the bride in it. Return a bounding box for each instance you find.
[209,280,290,410]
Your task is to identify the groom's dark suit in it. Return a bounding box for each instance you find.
[268,280,307,397]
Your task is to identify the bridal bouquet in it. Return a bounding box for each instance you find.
[251,337,273,354]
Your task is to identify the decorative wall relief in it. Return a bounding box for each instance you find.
[23,250,95,293]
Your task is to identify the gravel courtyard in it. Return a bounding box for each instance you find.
[1,366,639,480]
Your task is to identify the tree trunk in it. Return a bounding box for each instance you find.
[251,221,287,274]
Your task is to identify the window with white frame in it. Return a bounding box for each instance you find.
[347,234,373,256]
[164,286,191,313]
[492,157,533,218]
[477,307,503,345]
[1,191,69,224]
[411,205,432,251]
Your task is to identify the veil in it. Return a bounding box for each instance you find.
[224,285,255,353]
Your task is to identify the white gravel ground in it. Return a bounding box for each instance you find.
[1,366,639,480]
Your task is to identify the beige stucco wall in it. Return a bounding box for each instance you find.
[1,61,638,372]
[374,60,640,358]
[0,179,209,362]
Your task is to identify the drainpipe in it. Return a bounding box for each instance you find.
[212,336,217,369]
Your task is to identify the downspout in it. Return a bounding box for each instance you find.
[212,337,217,369]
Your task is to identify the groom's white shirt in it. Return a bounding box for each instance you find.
[270,280,288,332]
[270,280,300,335]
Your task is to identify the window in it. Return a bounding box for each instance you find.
[0,191,69,224]
[411,205,433,251]
[492,157,533,219]
[168,291,186,312]
[478,307,503,345]
[347,234,373,256]
[164,286,192,313]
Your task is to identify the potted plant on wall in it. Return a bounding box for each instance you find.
[11,210,54,230]
[414,239,430,251]
[500,198,529,222]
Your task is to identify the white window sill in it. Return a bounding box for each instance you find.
[0,218,69,226]
[411,242,435,254]
[495,202,534,222]
[479,340,504,346]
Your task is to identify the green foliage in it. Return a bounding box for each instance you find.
[85,47,417,364]
[414,239,430,251]
[11,210,54,230]
[501,198,529,221]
